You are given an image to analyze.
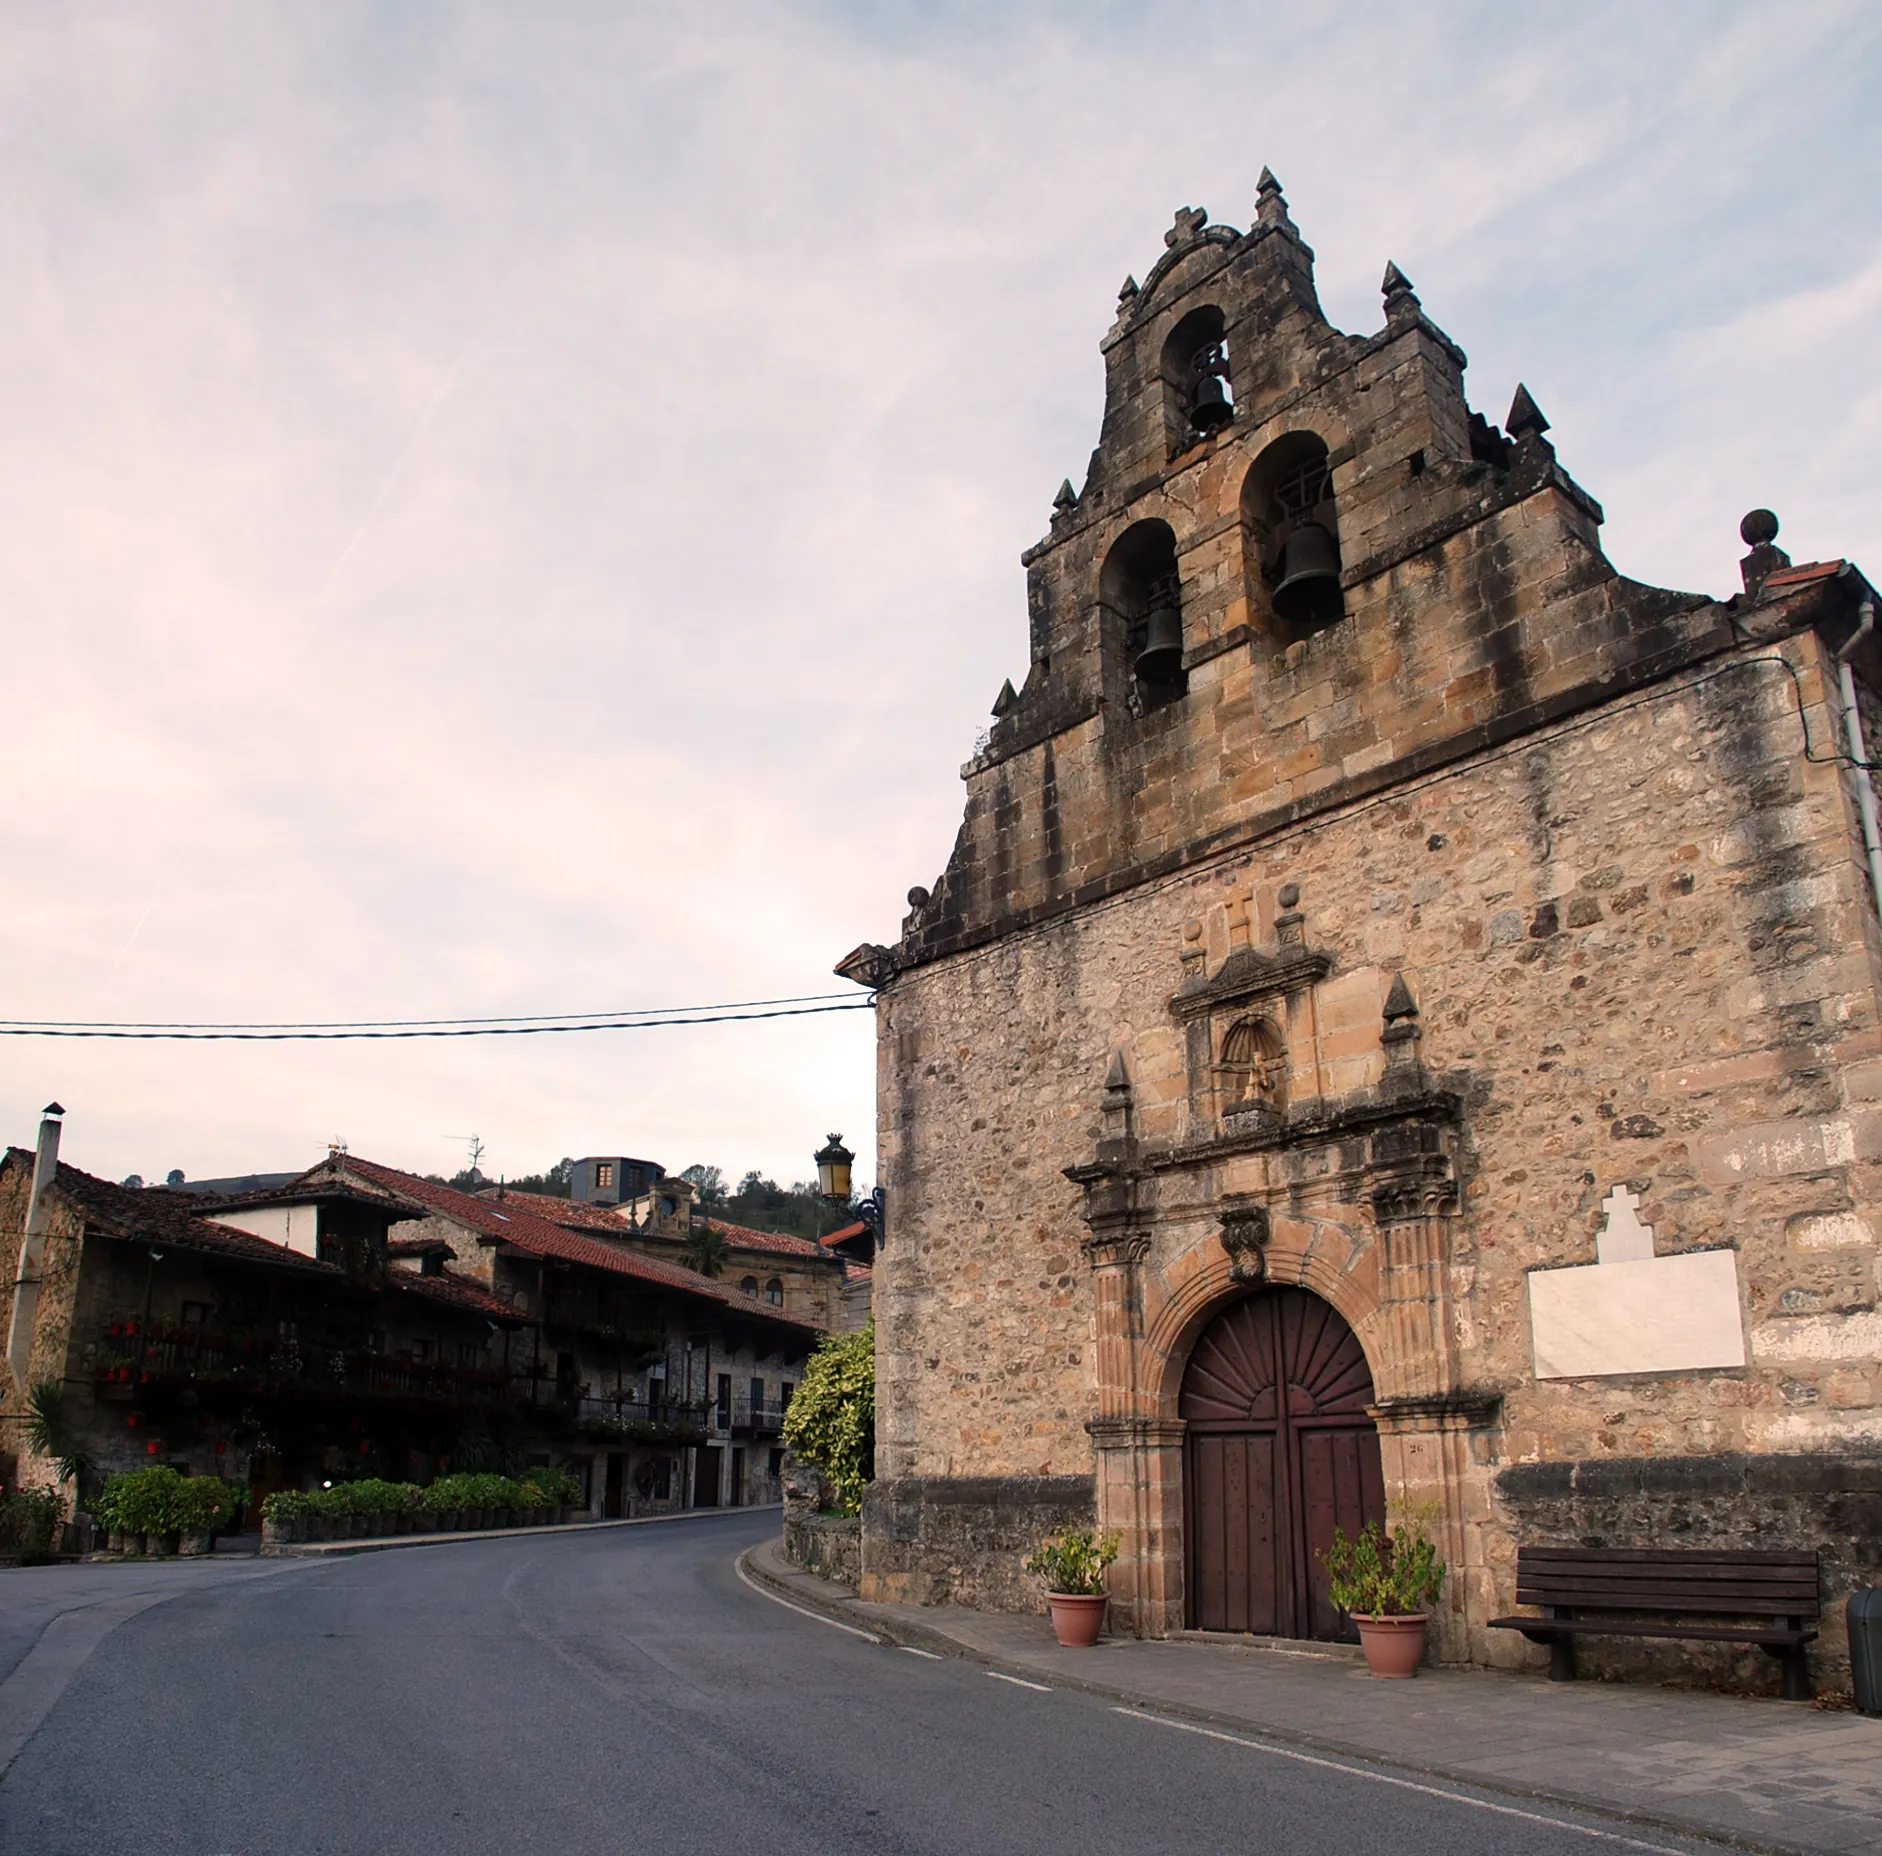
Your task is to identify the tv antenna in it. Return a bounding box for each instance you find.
[445,1133,485,1175]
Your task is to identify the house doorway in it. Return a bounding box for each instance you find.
[1181,1286,1384,1639]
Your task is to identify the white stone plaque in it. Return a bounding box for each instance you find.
[1528,1186,1746,1380]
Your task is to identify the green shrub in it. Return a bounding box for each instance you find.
[781,1319,874,1516]
[527,1466,582,1507]
[95,1468,245,1539]
[1,1486,66,1562]
[1024,1528,1118,1596]
[1319,1508,1446,1618]
[261,1490,312,1524]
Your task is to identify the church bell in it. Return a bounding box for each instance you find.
[1190,371,1233,436]
[1134,597,1184,681]
[1271,521,1343,628]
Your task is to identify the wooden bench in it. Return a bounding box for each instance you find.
[1489,1546,1819,1700]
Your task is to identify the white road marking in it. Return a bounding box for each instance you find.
[1111,1709,1698,1853]
[733,1554,881,1642]
[986,1670,1053,1692]
[900,1646,944,1660]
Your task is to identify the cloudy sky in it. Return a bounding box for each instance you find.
[2,1,1878,1192]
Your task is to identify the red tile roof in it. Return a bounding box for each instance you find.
[5,1150,341,1278]
[704,1217,836,1262]
[319,1156,824,1337]
[484,1188,834,1265]
[389,1265,525,1322]
[1764,559,1846,591]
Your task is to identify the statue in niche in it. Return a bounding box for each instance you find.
[1217,1016,1287,1118]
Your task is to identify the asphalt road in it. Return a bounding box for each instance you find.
[0,1511,1733,1856]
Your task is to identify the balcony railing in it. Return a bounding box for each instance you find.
[90,1322,511,1408]
[727,1396,788,1436]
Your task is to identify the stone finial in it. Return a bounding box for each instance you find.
[1382,971,1424,1078]
[1274,881,1304,949]
[906,885,930,910]
[1165,205,1209,249]
[1101,1050,1134,1145]
[991,678,1019,718]
[1053,478,1077,514]
[1117,274,1139,305]
[1381,260,1420,323]
[1180,920,1207,977]
[1506,383,1551,442]
[1739,508,1791,598]
[1255,167,1296,235]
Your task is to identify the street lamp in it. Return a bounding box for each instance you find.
[814,1134,853,1203]
[815,1133,884,1253]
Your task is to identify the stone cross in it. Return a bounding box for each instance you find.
[1165,205,1208,248]
[1594,1184,1656,1265]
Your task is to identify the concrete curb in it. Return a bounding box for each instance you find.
[263,1502,779,1558]
[736,1537,1814,1856]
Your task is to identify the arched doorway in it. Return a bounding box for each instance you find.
[1181,1286,1384,1639]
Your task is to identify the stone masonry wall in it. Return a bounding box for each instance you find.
[870,628,1882,1673]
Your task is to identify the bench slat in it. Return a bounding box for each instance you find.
[1517,1547,1815,1567]
[1516,1581,1816,1608]
[1489,1616,1817,1647]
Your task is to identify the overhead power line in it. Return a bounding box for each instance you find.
[0,994,874,1042]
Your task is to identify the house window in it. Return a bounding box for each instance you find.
[716,1374,732,1428]
[781,1381,794,1410]
[764,1278,784,1307]
[458,1341,480,1368]
[595,1162,615,1190]
[368,1331,387,1355]
[740,1276,759,1297]
[411,1339,433,1364]
[180,1302,209,1328]
[749,1375,765,1416]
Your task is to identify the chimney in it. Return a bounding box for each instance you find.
[6,1102,65,1393]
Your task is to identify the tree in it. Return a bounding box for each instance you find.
[681,1224,728,1279]
[680,1163,726,1208]
[782,1321,875,1515]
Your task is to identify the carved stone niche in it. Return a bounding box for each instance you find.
[1170,903,1331,1137]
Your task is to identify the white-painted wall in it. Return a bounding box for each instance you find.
[211,1203,319,1257]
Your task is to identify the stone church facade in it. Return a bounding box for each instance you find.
[839,174,1882,1689]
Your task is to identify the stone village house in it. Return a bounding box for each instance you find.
[837,175,1882,1689]
[1,1119,830,1519]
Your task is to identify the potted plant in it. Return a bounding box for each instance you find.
[1320,1509,1447,1679]
[1025,1528,1120,1647]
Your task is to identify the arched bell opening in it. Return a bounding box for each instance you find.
[1241,431,1346,639]
[1160,305,1234,458]
[1179,1285,1385,1639]
[1100,517,1187,713]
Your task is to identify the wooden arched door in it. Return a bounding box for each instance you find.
[1181,1287,1385,1639]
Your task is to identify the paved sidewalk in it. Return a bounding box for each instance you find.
[742,1537,1882,1856]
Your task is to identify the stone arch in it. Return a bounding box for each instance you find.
[1240,429,1346,637]
[1144,1227,1390,1417]
[1098,517,1186,710]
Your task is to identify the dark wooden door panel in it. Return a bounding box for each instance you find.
[1183,1287,1384,1640]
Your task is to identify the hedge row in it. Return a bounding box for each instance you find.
[261,1468,582,1524]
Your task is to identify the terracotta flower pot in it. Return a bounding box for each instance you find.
[1354,1613,1428,1679]
[1045,1591,1109,1647]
